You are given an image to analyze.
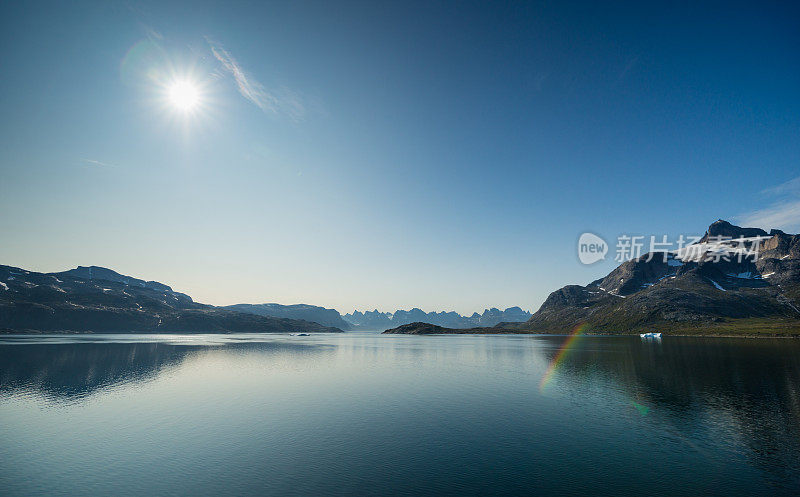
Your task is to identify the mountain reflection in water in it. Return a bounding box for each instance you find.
[540,336,800,485]
[0,333,798,496]
[0,338,329,402]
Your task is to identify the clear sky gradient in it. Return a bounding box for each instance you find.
[1,1,799,314]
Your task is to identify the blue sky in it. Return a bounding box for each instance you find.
[1,1,798,314]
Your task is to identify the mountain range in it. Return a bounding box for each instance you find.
[0,265,529,334]
[0,265,342,334]
[224,303,353,330]
[6,219,797,336]
[343,307,531,329]
[221,305,533,330]
[385,220,800,336]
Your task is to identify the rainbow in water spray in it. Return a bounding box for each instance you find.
[539,322,589,392]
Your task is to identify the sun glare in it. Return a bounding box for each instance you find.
[168,80,200,111]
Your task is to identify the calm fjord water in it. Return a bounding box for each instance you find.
[1,333,799,496]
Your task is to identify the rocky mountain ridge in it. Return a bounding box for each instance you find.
[224,303,352,330]
[0,265,342,334]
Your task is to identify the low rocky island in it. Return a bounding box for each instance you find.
[383,321,528,335]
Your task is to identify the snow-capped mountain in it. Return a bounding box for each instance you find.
[526,220,800,334]
[0,265,342,333]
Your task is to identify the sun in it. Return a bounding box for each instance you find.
[167,80,200,111]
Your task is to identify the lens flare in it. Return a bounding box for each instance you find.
[630,401,650,416]
[539,322,589,392]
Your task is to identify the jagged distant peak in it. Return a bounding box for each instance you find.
[342,306,532,329]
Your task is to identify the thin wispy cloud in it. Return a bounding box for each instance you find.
[206,38,306,122]
[737,175,800,232]
[761,176,800,196]
[615,56,639,85]
[82,158,116,167]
